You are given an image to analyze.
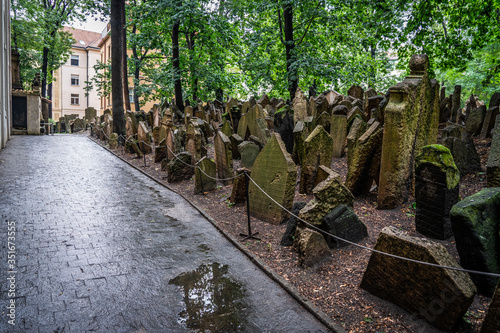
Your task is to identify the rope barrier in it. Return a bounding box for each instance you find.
[89,123,500,278]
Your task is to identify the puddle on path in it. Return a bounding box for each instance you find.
[169,262,248,332]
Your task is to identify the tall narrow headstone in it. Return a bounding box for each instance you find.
[415,145,460,240]
[300,125,333,194]
[330,114,347,158]
[137,121,152,154]
[214,131,234,185]
[451,85,462,123]
[194,157,217,194]
[293,88,308,123]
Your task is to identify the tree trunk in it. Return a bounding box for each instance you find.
[172,4,184,112]
[111,0,126,140]
[48,70,53,119]
[283,4,297,101]
[122,4,131,111]
[41,46,49,98]
[134,66,141,111]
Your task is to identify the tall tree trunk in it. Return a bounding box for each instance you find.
[172,11,184,112]
[186,32,197,102]
[111,0,126,140]
[370,44,376,88]
[41,46,49,98]
[48,70,53,119]
[122,4,131,111]
[283,4,297,101]
[134,66,141,111]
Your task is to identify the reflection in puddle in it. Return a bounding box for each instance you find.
[169,263,247,332]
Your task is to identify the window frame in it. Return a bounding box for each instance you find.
[70,55,79,66]
[70,94,80,105]
[71,74,79,86]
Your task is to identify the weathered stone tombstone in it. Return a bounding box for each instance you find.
[360,227,476,331]
[85,107,96,121]
[154,138,167,163]
[323,204,367,248]
[377,54,440,209]
[481,282,500,333]
[345,120,383,196]
[415,145,460,240]
[248,133,297,224]
[316,111,331,133]
[443,123,481,176]
[294,226,330,267]
[293,87,308,123]
[488,116,500,187]
[137,121,152,154]
[214,131,234,185]
[230,134,243,160]
[346,117,367,166]
[236,104,268,143]
[165,127,175,160]
[298,172,354,227]
[451,85,462,123]
[280,202,308,246]
[300,125,333,194]
[450,187,500,296]
[292,121,309,165]
[238,141,260,169]
[480,106,499,139]
[274,109,294,154]
[194,157,217,194]
[152,104,160,128]
[465,105,486,135]
[330,114,347,158]
[347,85,364,100]
[109,133,118,149]
[166,152,194,183]
[365,95,384,119]
[230,168,249,204]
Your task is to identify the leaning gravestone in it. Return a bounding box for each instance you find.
[137,121,152,154]
[292,121,309,165]
[298,172,354,227]
[214,131,234,186]
[487,115,500,187]
[345,120,383,196]
[248,133,297,224]
[154,138,167,163]
[347,85,364,100]
[230,169,249,204]
[194,157,217,194]
[294,226,330,268]
[480,106,499,139]
[378,54,440,209]
[450,187,500,296]
[323,205,367,249]
[166,152,194,183]
[360,227,476,331]
[442,124,481,176]
[481,282,500,333]
[280,202,308,246]
[415,145,459,240]
[300,125,333,194]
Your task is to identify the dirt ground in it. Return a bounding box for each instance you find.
[91,130,493,333]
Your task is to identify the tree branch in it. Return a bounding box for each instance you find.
[277,8,285,45]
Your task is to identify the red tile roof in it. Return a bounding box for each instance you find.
[63,26,101,49]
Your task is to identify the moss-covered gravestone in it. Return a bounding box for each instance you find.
[167,152,194,183]
[248,133,297,224]
[330,114,347,158]
[378,54,440,209]
[214,131,233,186]
[236,104,268,143]
[487,115,500,187]
[481,282,500,333]
[292,121,308,165]
[298,172,354,227]
[450,187,500,296]
[194,157,217,194]
[138,121,152,154]
[109,133,118,149]
[300,125,333,194]
[323,205,367,249]
[238,141,259,169]
[345,121,383,196]
[415,145,460,240]
[442,124,481,176]
[360,227,476,331]
[221,119,233,138]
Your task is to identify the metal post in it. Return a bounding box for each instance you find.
[240,171,260,241]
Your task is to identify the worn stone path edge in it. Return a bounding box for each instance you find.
[88,136,345,333]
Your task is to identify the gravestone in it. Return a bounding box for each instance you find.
[137,121,152,154]
[442,124,481,175]
[257,94,270,109]
[214,131,234,185]
[230,134,243,160]
[293,88,308,123]
[295,226,330,268]
[450,187,500,296]
[292,121,309,165]
[347,85,364,100]
[300,125,333,194]
[230,169,249,204]
[109,133,118,149]
[238,141,260,169]
[365,95,384,119]
[451,85,462,123]
[236,104,268,143]
[415,145,460,240]
[346,117,367,166]
[165,127,175,160]
[248,133,297,224]
[186,122,203,164]
[85,107,96,121]
[378,54,440,209]
[323,205,367,248]
[480,106,499,139]
[360,227,476,331]
[481,282,500,333]
[194,157,217,194]
[298,172,354,227]
[331,105,348,115]
[465,105,486,135]
[166,152,194,183]
[152,104,160,128]
[280,202,307,246]
[154,138,167,163]
[316,111,331,133]
[330,114,347,158]
[221,119,233,138]
[488,116,500,187]
[345,121,383,196]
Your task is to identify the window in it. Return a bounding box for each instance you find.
[71,75,79,86]
[129,88,134,103]
[71,94,79,105]
[71,55,79,66]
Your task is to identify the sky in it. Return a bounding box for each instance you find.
[70,15,109,33]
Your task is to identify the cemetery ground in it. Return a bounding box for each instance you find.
[94,130,493,333]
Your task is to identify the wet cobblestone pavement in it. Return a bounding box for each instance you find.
[0,135,329,333]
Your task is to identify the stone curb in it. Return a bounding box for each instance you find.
[88,135,346,333]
